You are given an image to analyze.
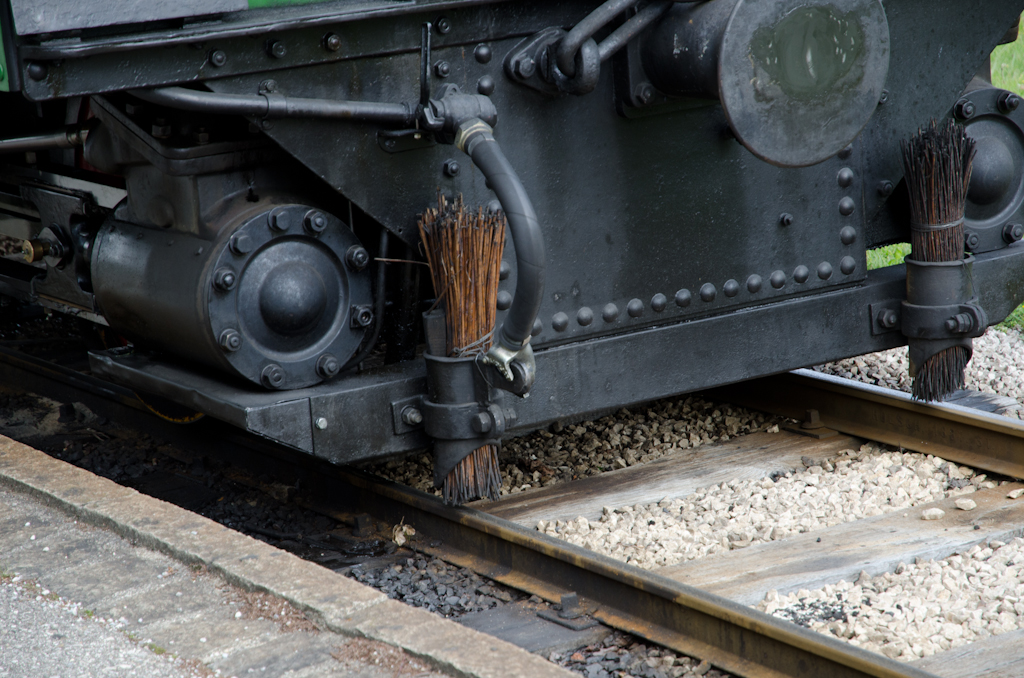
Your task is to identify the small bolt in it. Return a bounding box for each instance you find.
[304,210,327,234]
[435,17,451,34]
[315,417,328,430]
[219,329,242,352]
[26,62,48,81]
[213,267,237,291]
[878,308,898,329]
[434,60,451,78]
[324,33,342,52]
[346,245,369,271]
[443,159,461,177]
[125,103,144,116]
[229,233,253,255]
[965,232,980,249]
[634,83,655,106]
[954,98,976,120]
[352,306,374,328]
[471,412,492,434]
[779,213,794,226]
[877,180,894,197]
[268,208,290,232]
[261,364,285,389]
[268,41,287,59]
[260,79,278,93]
[513,56,536,79]
[151,119,172,139]
[999,91,1021,114]
[316,354,341,379]
[878,89,889,104]
[192,128,210,145]
[209,50,228,68]
[1003,222,1024,243]
[401,407,423,426]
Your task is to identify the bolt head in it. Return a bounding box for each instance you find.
[966,232,980,249]
[229,233,253,255]
[268,208,290,232]
[209,50,227,68]
[346,245,370,271]
[316,354,341,379]
[324,33,342,52]
[1000,92,1022,113]
[955,98,976,120]
[779,213,794,226]
[261,364,285,388]
[213,267,237,291]
[219,329,242,352]
[435,17,451,34]
[315,417,328,430]
[514,56,536,79]
[443,159,461,177]
[471,412,492,434]
[352,306,374,328]
[880,309,898,328]
[269,41,287,58]
[877,180,894,197]
[878,89,889,104]
[434,61,451,78]
[304,210,327,234]
[401,407,423,426]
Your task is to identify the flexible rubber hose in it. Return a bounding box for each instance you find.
[457,121,545,350]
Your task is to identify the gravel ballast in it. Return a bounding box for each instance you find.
[536,444,994,570]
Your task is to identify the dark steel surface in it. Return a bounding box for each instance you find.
[8,0,245,36]
[708,369,1024,481]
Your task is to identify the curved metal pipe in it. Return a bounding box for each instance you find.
[456,120,544,353]
[557,0,640,77]
[597,0,674,62]
[130,87,416,126]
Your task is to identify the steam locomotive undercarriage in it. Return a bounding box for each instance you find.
[1,0,1024,475]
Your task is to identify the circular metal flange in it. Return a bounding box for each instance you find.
[207,204,371,389]
[961,88,1024,253]
[719,0,890,167]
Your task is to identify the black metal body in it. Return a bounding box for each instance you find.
[1,0,1024,466]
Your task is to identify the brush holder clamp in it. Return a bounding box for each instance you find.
[901,256,987,372]
[422,349,518,486]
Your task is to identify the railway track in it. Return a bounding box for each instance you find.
[0,339,1021,678]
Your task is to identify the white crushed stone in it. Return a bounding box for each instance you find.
[373,397,782,497]
[816,328,1024,417]
[536,444,994,570]
[757,538,1024,661]
[1009,488,1024,500]
[954,498,977,511]
[921,508,945,520]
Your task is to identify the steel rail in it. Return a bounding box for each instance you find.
[0,345,987,678]
[707,368,1024,481]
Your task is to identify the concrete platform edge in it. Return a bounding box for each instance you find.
[0,436,573,678]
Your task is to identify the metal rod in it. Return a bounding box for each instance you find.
[420,22,432,108]
[130,87,415,126]
[557,0,640,77]
[0,124,92,154]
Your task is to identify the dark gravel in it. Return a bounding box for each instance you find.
[550,631,731,678]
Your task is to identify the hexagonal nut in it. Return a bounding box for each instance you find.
[316,354,341,379]
[351,305,374,328]
[346,245,369,271]
[261,364,285,389]
[304,210,327,234]
[219,329,242,352]
[213,267,237,291]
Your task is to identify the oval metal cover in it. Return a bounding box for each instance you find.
[719,0,889,167]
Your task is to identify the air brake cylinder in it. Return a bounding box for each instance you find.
[641,0,890,167]
[91,200,372,389]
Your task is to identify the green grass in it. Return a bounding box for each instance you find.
[866,243,910,270]
[992,21,1024,94]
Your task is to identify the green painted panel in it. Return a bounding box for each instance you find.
[0,20,8,92]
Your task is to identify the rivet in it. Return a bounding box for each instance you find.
[779,213,794,227]
[477,75,495,96]
[746,274,762,293]
[434,60,451,78]
[840,225,857,245]
[435,16,451,34]
[315,417,329,430]
[837,144,853,160]
[26,62,48,81]
[794,265,809,283]
[602,303,619,323]
[723,279,739,297]
[627,298,643,318]
[770,270,786,289]
[577,307,593,326]
[499,261,511,280]
[219,329,242,352]
[532,318,543,336]
[496,291,513,311]
[316,354,341,379]
[838,197,855,216]
[268,41,287,59]
[817,261,833,280]
[474,44,492,64]
[552,312,569,332]
[837,167,854,188]
[268,207,290,232]
[651,293,667,312]
[209,50,227,68]
[674,289,691,307]
[877,180,894,197]
[229,234,253,255]
[699,283,716,302]
[878,89,889,105]
[324,33,343,52]
[840,256,857,275]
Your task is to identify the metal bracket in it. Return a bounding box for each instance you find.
[377,129,436,154]
[503,28,566,97]
[901,300,987,340]
[390,395,424,435]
